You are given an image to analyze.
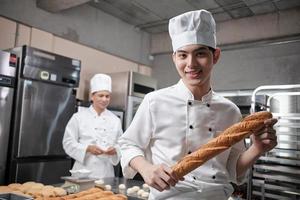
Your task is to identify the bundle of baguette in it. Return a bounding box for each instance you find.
[35,187,127,200]
[0,182,127,200]
[172,111,272,178]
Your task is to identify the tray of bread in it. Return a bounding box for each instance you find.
[0,182,66,199]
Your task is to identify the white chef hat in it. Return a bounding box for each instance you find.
[90,73,112,93]
[168,9,216,52]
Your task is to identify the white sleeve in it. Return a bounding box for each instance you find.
[118,94,153,178]
[109,118,123,165]
[62,114,88,164]
[227,139,248,184]
[226,110,248,184]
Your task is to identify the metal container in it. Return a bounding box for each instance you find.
[0,193,32,200]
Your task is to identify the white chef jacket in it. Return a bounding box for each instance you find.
[63,106,123,179]
[119,80,247,200]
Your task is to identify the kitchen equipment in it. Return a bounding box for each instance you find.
[69,169,92,179]
[6,45,81,184]
[108,71,156,180]
[108,71,157,129]
[0,193,32,200]
[248,84,300,200]
[0,50,17,185]
[61,176,96,192]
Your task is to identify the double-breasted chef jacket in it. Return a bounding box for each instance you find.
[119,80,247,200]
[63,106,123,179]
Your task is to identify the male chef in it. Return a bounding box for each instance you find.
[119,9,277,200]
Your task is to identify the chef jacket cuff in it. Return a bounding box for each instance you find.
[121,153,144,179]
[78,144,89,164]
[109,147,121,165]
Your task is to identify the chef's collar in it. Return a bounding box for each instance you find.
[89,105,107,116]
[177,79,213,102]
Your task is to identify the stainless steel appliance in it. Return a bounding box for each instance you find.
[108,71,156,180]
[7,46,81,184]
[248,84,300,200]
[0,50,17,185]
[108,71,157,129]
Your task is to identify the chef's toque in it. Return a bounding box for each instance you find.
[168,9,216,52]
[90,73,112,93]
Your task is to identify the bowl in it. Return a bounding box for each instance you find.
[69,169,92,179]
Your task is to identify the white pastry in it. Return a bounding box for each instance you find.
[126,188,134,195]
[95,179,104,185]
[142,183,150,191]
[118,184,126,190]
[141,191,149,198]
[131,186,140,192]
[137,189,144,196]
[105,184,112,191]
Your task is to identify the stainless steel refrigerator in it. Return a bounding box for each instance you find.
[0,50,17,185]
[7,46,81,184]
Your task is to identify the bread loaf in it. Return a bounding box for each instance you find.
[172,111,272,178]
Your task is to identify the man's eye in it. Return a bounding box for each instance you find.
[178,54,186,58]
[196,52,206,57]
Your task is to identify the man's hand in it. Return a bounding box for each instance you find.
[86,145,105,155]
[130,156,183,192]
[251,118,278,155]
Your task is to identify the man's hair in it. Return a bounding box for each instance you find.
[208,47,216,54]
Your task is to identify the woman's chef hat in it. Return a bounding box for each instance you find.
[90,73,112,93]
[168,9,216,52]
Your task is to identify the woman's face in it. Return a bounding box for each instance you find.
[91,90,111,111]
[172,44,220,90]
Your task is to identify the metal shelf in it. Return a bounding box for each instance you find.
[259,156,300,166]
[248,85,300,200]
[253,164,300,174]
[253,172,300,184]
[253,191,295,200]
[253,179,300,196]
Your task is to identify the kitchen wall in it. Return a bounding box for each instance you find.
[0,0,152,66]
[153,40,300,90]
[0,16,152,100]
[152,7,300,90]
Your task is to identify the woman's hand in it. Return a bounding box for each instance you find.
[250,118,278,155]
[104,147,117,155]
[86,145,105,155]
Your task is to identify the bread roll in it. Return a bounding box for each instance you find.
[0,186,13,193]
[53,187,67,197]
[8,183,22,190]
[172,111,272,178]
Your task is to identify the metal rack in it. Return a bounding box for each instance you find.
[247,84,300,200]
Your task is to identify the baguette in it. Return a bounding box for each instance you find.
[172,111,272,178]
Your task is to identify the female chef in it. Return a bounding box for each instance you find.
[63,73,123,179]
[119,10,277,200]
